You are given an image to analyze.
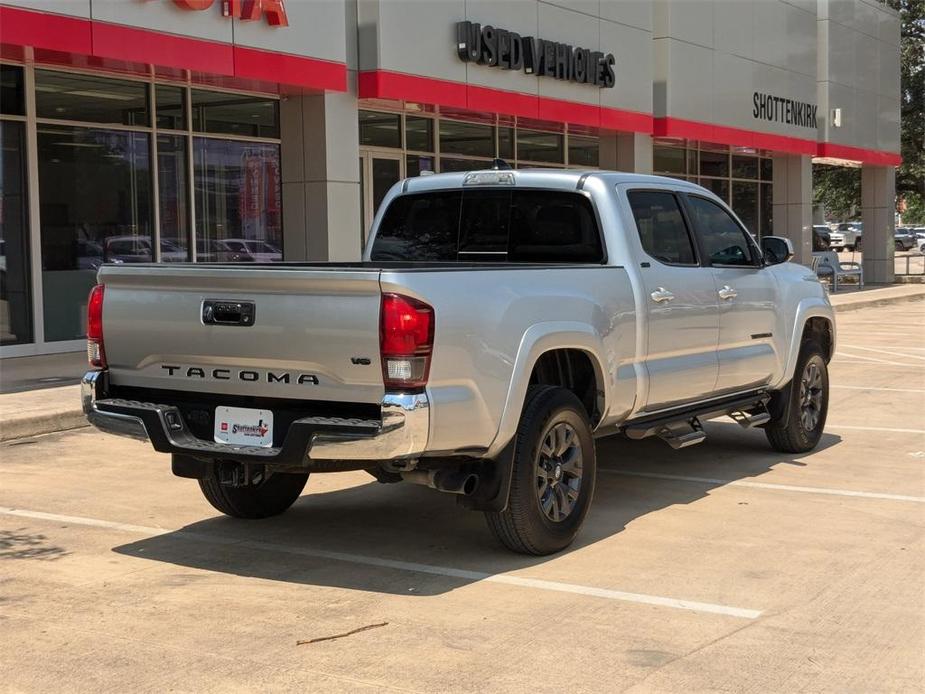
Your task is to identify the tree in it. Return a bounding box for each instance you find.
[813,0,924,221]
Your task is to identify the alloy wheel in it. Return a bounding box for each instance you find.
[799,358,825,431]
[535,422,583,522]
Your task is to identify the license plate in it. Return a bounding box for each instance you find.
[214,406,274,448]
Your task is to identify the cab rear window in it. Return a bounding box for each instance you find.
[370,189,604,263]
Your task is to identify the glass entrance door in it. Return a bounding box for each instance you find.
[360,151,402,240]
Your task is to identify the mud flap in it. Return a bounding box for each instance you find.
[766,378,795,427]
[457,440,516,513]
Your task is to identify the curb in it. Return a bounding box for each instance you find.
[830,289,925,313]
[1,411,89,443]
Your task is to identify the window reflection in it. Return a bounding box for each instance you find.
[1,121,32,345]
[38,125,152,341]
[194,138,282,263]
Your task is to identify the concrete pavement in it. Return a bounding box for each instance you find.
[0,300,923,692]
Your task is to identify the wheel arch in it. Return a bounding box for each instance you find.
[486,322,609,459]
[772,298,836,390]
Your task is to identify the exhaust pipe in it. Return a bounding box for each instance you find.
[401,468,479,496]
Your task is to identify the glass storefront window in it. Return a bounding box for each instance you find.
[732,181,759,235]
[38,125,152,341]
[499,126,514,160]
[0,121,32,345]
[440,120,495,158]
[193,138,282,263]
[156,85,187,130]
[732,155,759,180]
[517,129,563,164]
[700,177,729,202]
[157,134,190,261]
[35,70,149,126]
[440,157,488,172]
[568,135,599,167]
[192,90,279,139]
[405,116,433,152]
[406,154,435,177]
[760,182,773,237]
[654,146,686,174]
[699,150,729,178]
[760,158,773,181]
[359,110,401,148]
[1,65,25,116]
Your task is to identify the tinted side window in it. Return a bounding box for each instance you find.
[370,191,460,261]
[508,191,603,263]
[627,191,696,265]
[686,196,756,266]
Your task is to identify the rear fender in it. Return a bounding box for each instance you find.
[485,322,608,460]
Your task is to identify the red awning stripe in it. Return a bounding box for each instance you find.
[359,70,653,134]
[0,5,346,93]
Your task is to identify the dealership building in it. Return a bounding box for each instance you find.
[0,0,902,356]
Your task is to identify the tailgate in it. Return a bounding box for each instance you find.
[99,264,385,404]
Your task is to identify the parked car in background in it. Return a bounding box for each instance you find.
[830,222,862,251]
[894,228,916,251]
[104,236,153,263]
[222,239,283,263]
[813,225,831,251]
[195,239,257,263]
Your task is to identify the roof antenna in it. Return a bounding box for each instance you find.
[491,158,512,170]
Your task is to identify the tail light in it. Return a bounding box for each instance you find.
[380,293,434,389]
[87,284,106,368]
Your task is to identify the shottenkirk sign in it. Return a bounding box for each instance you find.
[752,92,817,128]
[172,0,289,27]
[456,21,616,88]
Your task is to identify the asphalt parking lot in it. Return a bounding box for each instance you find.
[1,300,923,693]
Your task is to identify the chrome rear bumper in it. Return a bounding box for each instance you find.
[81,371,429,464]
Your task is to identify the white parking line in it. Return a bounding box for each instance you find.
[826,423,925,434]
[601,471,925,503]
[0,506,762,620]
[834,351,910,366]
[840,345,925,361]
[831,385,925,393]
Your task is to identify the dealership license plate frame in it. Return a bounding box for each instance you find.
[213,406,274,448]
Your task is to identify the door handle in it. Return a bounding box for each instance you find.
[718,285,738,300]
[650,287,675,303]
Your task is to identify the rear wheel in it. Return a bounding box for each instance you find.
[765,341,829,453]
[485,386,596,555]
[199,467,308,519]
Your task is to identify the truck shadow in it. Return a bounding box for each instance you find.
[112,421,841,596]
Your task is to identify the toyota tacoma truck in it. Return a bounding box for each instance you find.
[82,169,834,555]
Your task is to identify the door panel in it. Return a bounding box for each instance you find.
[684,194,780,392]
[711,267,780,391]
[641,266,720,409]
[625,189,719,411]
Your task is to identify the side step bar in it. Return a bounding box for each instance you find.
[623,391,771,449]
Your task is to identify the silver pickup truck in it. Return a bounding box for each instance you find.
[82,169,835,555]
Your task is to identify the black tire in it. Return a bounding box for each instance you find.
[485,385,596,555]
[198,468,308,519]
[765,340,829,453]
[895,240,903,251]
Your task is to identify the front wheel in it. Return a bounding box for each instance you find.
[199,467,309,519]
[485,385,596,555]
[765,341,829,453]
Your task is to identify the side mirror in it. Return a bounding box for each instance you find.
[761,236,794,265]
